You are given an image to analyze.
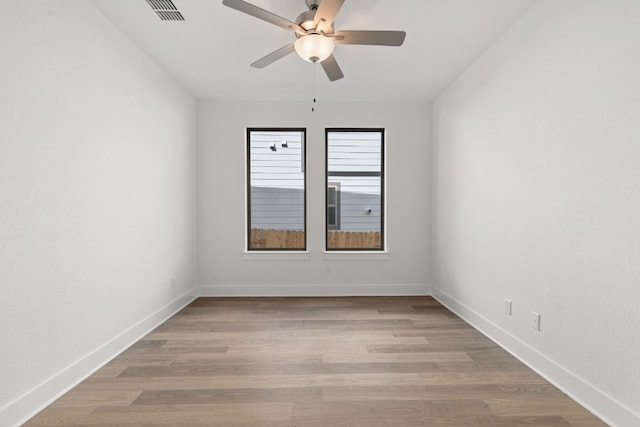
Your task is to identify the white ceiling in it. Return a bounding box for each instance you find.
[91,0,535,102]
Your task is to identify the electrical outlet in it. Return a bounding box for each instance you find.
[504,299,512,316]
[532,311,541,331]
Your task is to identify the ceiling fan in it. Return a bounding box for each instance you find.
[222,0,406,81]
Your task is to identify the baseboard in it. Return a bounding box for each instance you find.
[432,287,639,427]
[198,283,432,297]
[0,287,198,427]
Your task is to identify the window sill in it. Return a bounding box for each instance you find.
[323,251,389,261]
[243,251,311,261]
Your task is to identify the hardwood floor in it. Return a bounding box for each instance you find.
[24,297,606,426]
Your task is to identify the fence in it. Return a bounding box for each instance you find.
[250,229,305,249]
[327,230,382,249]
[250,229,381,249]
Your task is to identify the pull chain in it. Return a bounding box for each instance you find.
[311,61,317,112]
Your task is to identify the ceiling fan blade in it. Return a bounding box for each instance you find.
[321,54,344,81]
[314,0,345,33]
[250,43,296,69]
[334,30,406,46]
[223,0,304,33]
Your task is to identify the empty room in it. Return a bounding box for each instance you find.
[1,0,639,426]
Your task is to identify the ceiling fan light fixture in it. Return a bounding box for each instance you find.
[294,34,334,63]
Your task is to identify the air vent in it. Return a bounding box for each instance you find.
[145,0,185,21]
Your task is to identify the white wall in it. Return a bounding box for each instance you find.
[198,101,431,295]
[432,0,640,425]
[0,1,197,425]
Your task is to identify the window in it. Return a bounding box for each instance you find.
[326,129,384,251]
[247,128,306,250]
[327,183,341,230]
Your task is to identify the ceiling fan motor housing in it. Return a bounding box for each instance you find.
[296,10,317,32]
[295,9,333,35]
[305,0,320,10]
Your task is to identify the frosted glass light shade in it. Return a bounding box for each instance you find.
[294,34,335,63]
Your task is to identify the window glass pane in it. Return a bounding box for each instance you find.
[328,187,336,205]
[248,129,305,250]
[328,206,336,226]
[326,129,384,250]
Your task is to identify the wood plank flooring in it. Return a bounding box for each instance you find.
[23,297,607,426]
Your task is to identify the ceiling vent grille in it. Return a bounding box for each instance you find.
[145,0,185,21]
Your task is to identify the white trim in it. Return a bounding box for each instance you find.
[242,251,311,261]
[431,287,640,427]
[0,288,198,427]
[199,283,431,297]
[322,251,389,261]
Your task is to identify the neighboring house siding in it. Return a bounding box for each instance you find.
[249,131,304,189]
[329,176,381,232]
[327,133,382,173]
[250,187,304,230]
[251,186,380,232]
[327,131,382,232]
[249,130,304,231]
